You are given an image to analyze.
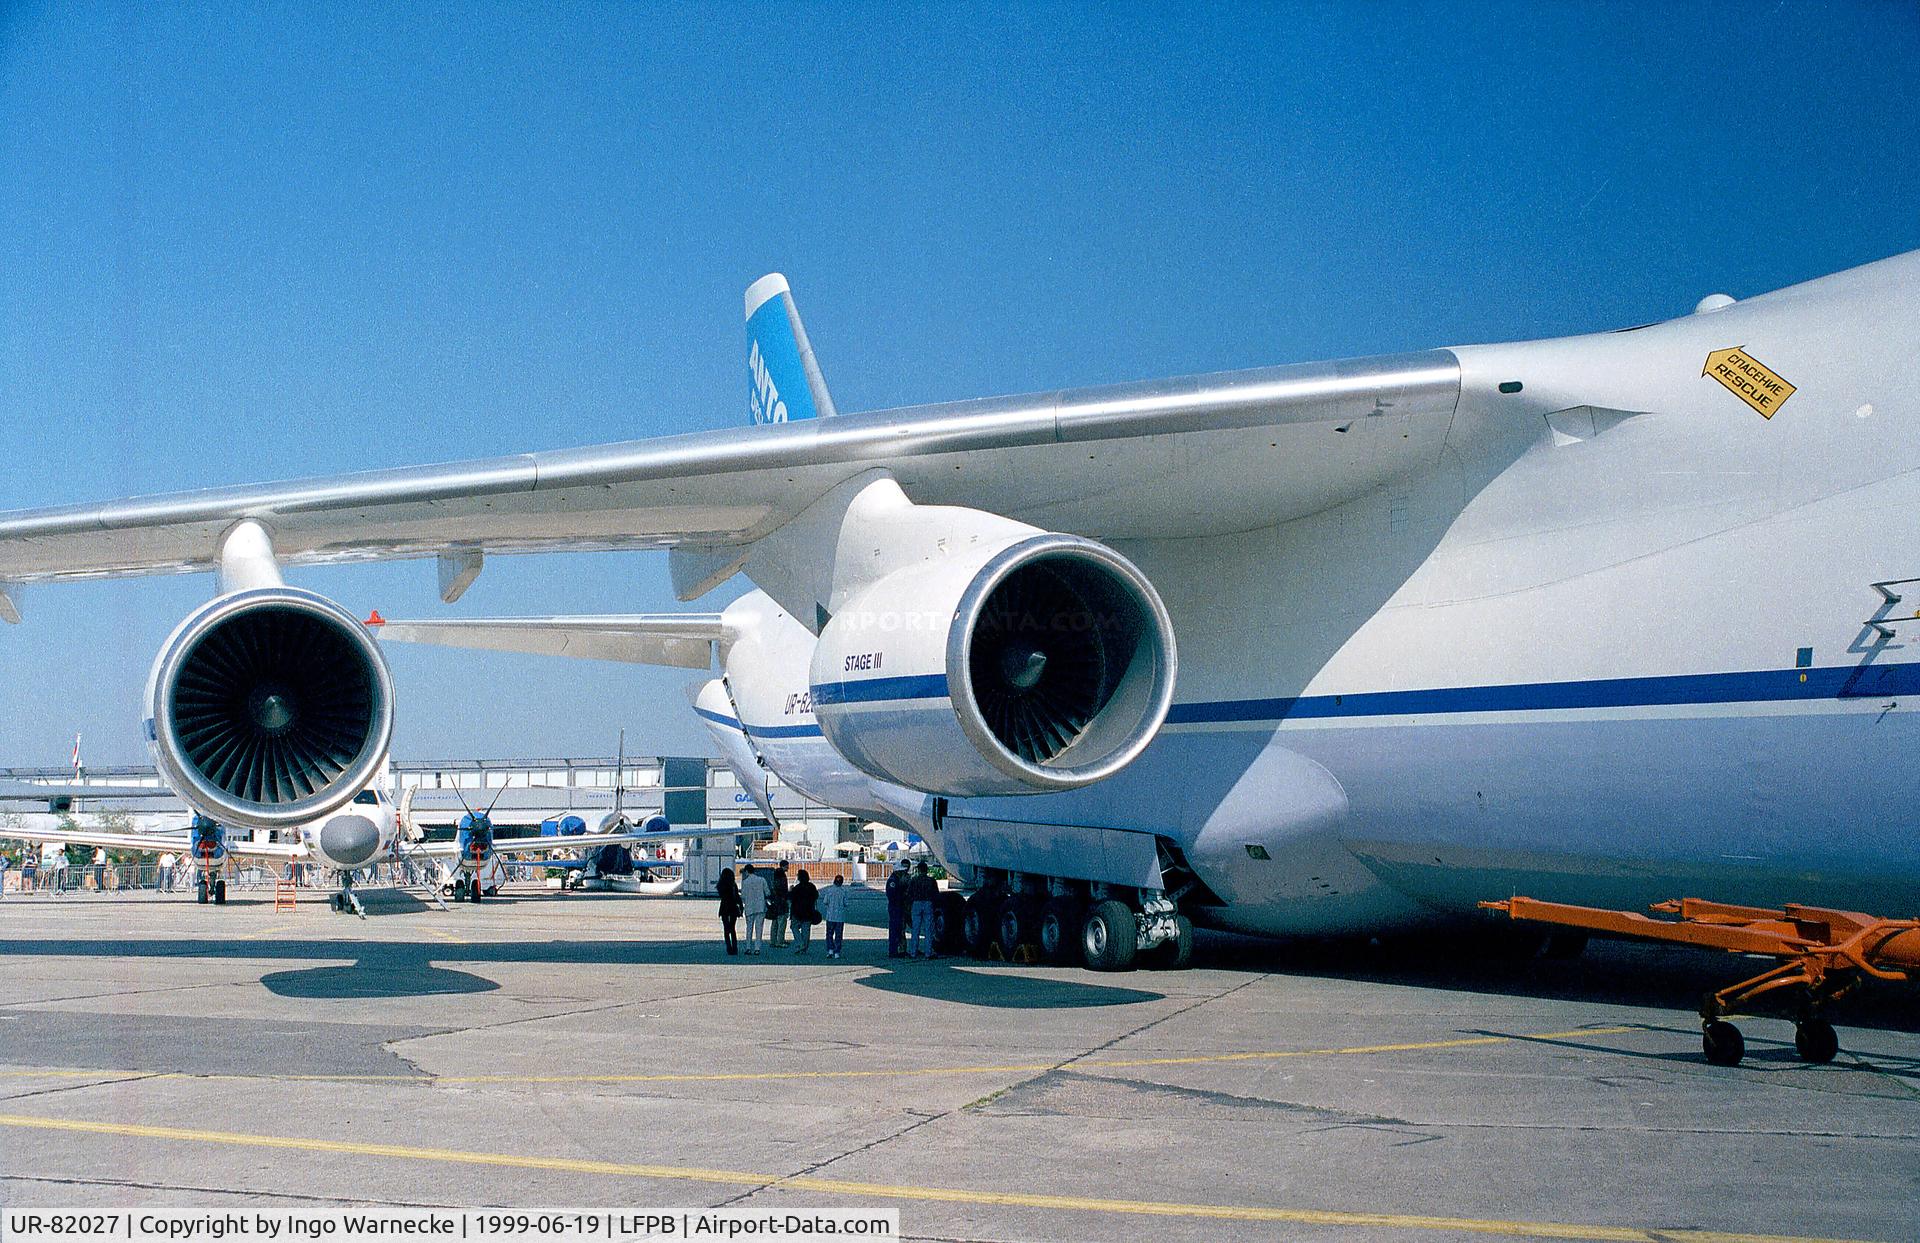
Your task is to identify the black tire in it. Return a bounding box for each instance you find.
[196,880,209,905]
[1143,914,1195,969]
[962,891,997,958]
[1795,1018,1839,1064]
[1038,897,1082,964]
[213,879,227,905]
[934,892,967,954]
[997,897,1039,960]
[1702,1020,1745,1067]
[471,880,484,902]
[1081,899,1139,972]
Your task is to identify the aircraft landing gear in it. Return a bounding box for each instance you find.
[954,871,1194,972]
[1142,913,1195,969]
[196,878,209,904]
[213,878,227,905]
[1081,899,1139,972]
[1037,897,1083,965]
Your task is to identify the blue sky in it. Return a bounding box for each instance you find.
[2,2,1916,766]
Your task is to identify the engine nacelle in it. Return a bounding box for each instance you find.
[810,533,1176,796]
[145,587,395,830]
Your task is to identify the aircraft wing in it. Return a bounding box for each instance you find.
[0,351,1461,598]
[371,613,726,669]
[409,825,753,859]
[0,822,302,860]
[0,782,174,802]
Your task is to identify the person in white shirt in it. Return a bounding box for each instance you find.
[819,874,851,959]
[739,864,770,956]
[92,847,108,891]
[158,852,177,893]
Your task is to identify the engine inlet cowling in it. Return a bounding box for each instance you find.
[811,533,1176,797]
[147,588,394,829]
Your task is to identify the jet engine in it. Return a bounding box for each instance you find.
[810,533,1176,797]
[145,587,395,830]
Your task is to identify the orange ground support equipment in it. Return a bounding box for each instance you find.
[1480,896,1920,1067]
[274,877,297,912]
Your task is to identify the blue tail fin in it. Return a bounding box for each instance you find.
[744,273,836,424]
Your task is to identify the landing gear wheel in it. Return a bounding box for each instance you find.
[1081,899,1139,972]
[997,897,1037,960]
[1795,1018,1839,1064]
[196,880,209,905]
[962,892,997,958]
[934,892,967,954]
[213,879,227,905]
[1038,898,1083,965]
[1143,914,1195,969]
[1702,1020,1745,1067]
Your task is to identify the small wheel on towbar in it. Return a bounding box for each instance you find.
[1143,914,1194,970]
[1038,898,1083,965]
[1795,1018,1839,1064]
[1081,899,1138,972]
[1702,1020,1745,1067]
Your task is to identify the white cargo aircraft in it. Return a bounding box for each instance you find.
[5,254,1917,963]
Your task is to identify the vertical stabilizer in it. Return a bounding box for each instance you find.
[744,273,837,423]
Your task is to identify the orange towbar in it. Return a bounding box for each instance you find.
[1481,895,1920,1067]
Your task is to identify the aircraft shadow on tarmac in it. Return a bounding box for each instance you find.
[0,932,1163,1008]
[1200,930,1920,1042]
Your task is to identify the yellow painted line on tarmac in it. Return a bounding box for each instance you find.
[428,1024,1638,1085]
[228,923,294,941]
[0,1111,1873,1243]
[420,927,470,945]
[0,1026,1639,1087]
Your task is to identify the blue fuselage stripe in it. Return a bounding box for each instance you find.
[695,705,823,738]
[810,674,951,707]
[1163,663,1920,725]
[714,663,1920,739]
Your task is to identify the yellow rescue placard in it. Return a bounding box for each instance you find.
[1703,347,1796,419]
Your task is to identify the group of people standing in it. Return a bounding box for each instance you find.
[715,859,940,960]
[716,859,854,958]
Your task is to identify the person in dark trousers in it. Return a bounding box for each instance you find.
[885,864,910,957]
[716,865,741,955]
[790,869,819,953]
[819,874,850,958]
[767,859,791,947]
[908,862,940,959]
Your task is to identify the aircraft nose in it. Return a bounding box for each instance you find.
[318,814,381,868]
